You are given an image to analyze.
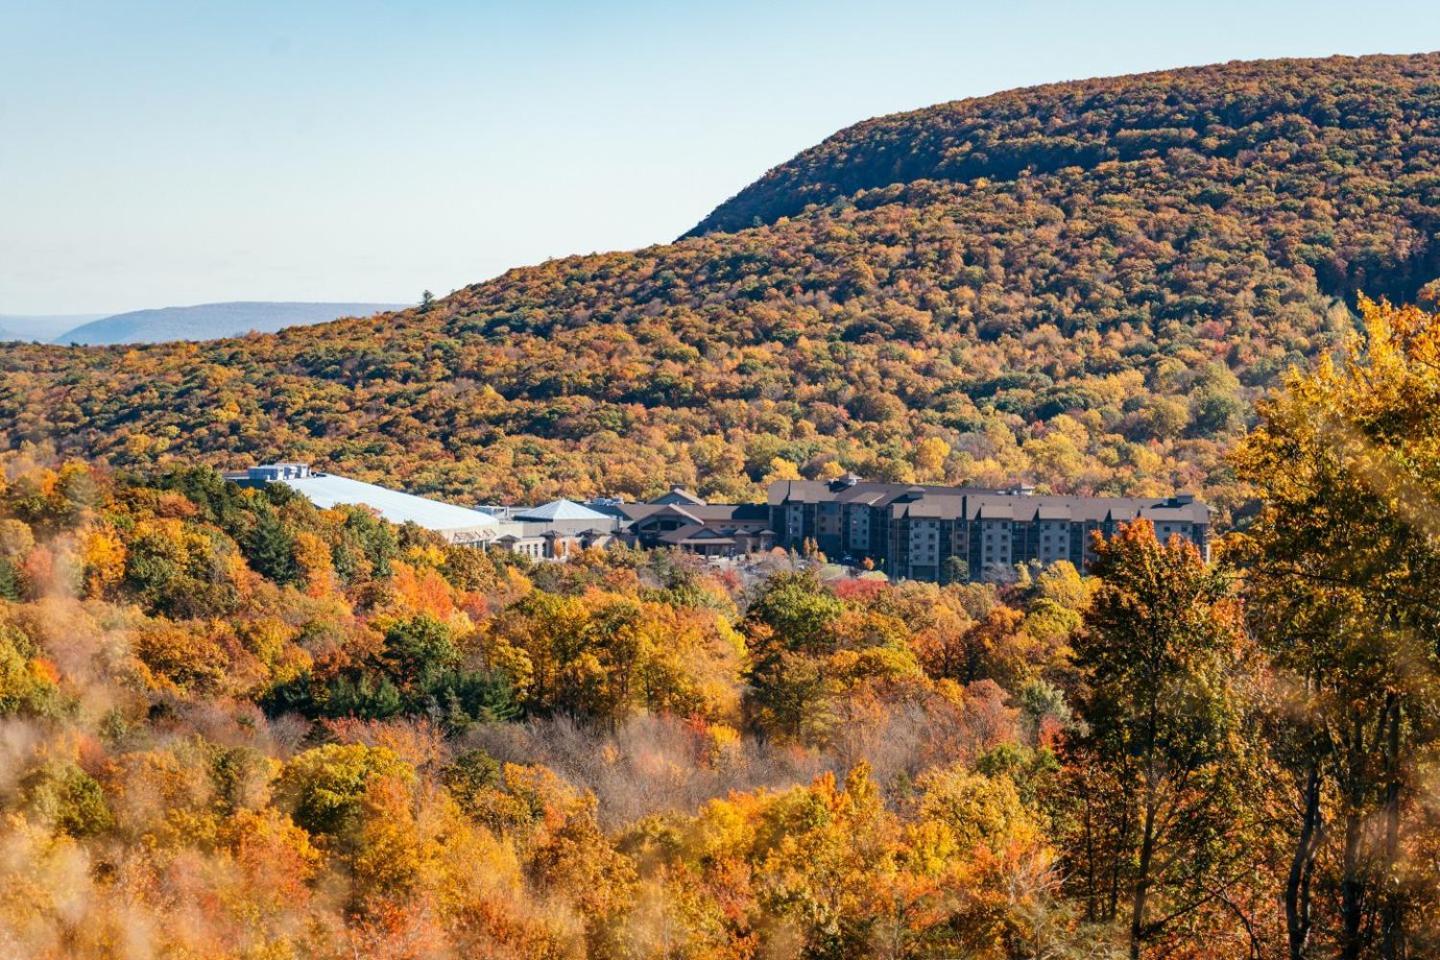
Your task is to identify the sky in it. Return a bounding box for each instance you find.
[3,1,1440,315]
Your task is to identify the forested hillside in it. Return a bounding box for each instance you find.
[1,297,1438,958]
[692,52,1440,288]
[5,53,1440,511]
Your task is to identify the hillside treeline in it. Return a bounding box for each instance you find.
[693,53,1440,264]
[9,55,1440,510]
[0,298,1437,959]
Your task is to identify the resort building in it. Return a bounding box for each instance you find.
[767,475,1209,582]
[486,499,622,559]
[616,488,775,557]
[230,464,1207,577]
[230,464,500,544]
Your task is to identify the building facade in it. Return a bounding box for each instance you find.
[230,464,500,544]
[484,499,621,559]
[231,464,1207,576]
[616,488,775,557]
[768,475,1209,582]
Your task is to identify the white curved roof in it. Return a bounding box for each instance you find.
[283,473,497,534]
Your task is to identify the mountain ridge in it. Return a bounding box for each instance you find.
[691,52,1440,249]
[0,313,108,342]
[55,300,409,345]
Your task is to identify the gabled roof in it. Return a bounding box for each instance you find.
[962,494,1211,524]
[1139,505,1204,522]
[768,478,999,508]
[768,477,1210,526]
[649,486,707,506]
[628,504,704,526]
[973,502,1016,521]
[892,494,968,520]
[514,499,612,522]
[619,502,768,523]
[658,523,739,546]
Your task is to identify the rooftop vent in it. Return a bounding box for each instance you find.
[247,463,312,482]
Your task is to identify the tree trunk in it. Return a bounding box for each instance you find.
[1339,713,1368,960]
[1340,808,1365,960]
[1286,761,1323,960]
[1380,697,1404,960]
[1129,794,1158,960]
[1108,787,1130,923]
[1081,789,1098,923]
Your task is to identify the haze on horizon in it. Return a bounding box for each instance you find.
[3,0,1440,316]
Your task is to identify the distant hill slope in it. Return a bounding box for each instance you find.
[689,54,1440,305]
[4,52,1440,513]
[0,313,107,342]
[55,301,408,345]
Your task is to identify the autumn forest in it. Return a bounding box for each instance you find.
[4,52,1440,960]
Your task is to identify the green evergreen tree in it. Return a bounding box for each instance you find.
[245,509,298,585]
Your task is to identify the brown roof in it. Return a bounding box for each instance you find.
[768,478,999,508]
[649,486,708,506]
[620,502,768,523]
[890,490,968,520]
[657,524,736,546]
[963,494,1210,524]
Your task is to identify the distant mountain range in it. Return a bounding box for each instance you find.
[50,301,407,345]
[0,313,108,342]
[1,303,407,345]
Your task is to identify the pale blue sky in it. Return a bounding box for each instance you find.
[3,1,1440,314]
